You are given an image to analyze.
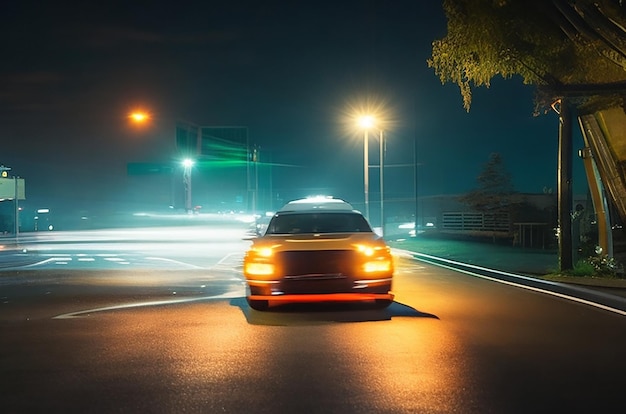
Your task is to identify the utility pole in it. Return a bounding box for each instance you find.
[14,176,19,236]
[557,98,574,270]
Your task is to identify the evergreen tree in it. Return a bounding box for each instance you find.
[460,152,516,212]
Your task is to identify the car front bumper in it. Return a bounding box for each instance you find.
[247,291,394,303]
[246,275,393,296]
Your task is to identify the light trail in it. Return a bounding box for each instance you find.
[52,288,245,319]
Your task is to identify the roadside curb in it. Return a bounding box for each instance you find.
[393,248,626,315]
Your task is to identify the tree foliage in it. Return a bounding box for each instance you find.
[429,0,626,112]
[460,152,516,212]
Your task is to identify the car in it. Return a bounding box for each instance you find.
[243,197,394,310]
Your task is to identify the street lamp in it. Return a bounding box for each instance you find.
[128,111,150,124]
[182,158,194,213]
[357,116,385,235]
[379,128,384,236]
[358,116,374,221]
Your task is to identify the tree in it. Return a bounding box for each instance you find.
[429,0,626,113]
[428,0,626,270]
[460,152,516,212]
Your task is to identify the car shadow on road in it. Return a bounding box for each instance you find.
[230,298,439,326]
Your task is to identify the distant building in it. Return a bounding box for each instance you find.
[412,193,587,248]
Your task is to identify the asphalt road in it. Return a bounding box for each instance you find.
[2,225,626,413]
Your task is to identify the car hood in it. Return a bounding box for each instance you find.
[251,232,387,251]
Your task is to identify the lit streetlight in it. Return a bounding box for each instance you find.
[128,111,150,124]
[182,158,194,213]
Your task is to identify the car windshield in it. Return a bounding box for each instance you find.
[266,212,372,235]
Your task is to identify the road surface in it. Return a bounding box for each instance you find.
[2,225,626,413]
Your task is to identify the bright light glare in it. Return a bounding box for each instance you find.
[256,247,273,258]
[358,115,375,129]
[355,244,375,256]
[129,111,149,123]
[305,195,333,201]
[363,260,392,273]
[245,263,275,276]
[182,159,194,167]
[339,96,396,140]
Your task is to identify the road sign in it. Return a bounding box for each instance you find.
[176,120,200,156]
[0,178,26,199]
[200,126,248,162]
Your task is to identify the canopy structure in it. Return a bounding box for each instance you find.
[579,108,626,257]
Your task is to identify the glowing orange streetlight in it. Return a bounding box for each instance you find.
[128,111,150,124]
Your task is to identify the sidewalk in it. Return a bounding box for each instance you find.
[388,235,558,275]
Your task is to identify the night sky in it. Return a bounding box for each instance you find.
[1,0,587,216]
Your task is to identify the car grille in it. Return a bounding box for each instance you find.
[277,250,357,277]
[275,250,357,294]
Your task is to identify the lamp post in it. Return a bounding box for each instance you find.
[379,129,384,236]
[358,116,374,221]
[182,158,194,213]
[358,116,386,234]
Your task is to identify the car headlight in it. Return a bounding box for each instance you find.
[244,262,275,276]
[354,243,390,256]
[354,244,393,273]
[255,246,274,258]
[244,245,280,277]
[355,244,376,257]
[363,259,393,273]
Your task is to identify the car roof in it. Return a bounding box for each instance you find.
[277,197,355,212]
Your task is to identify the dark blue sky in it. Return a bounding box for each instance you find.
[0,0,586,213]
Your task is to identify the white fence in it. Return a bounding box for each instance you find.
[441,212,510,234]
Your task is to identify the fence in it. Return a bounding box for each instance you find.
[441,212,511,235]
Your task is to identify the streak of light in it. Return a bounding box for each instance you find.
[52,288,245,319]
[145,257,204,269]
